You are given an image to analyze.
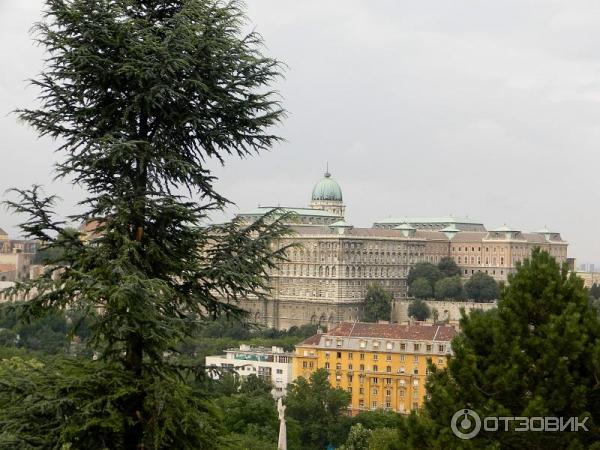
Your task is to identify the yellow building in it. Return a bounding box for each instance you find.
[294,322,456,415]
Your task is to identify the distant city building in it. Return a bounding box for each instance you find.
[576,271,600,289]
[205,344,294,398]
[0,227,39,282]
[236,171,569,329]
[293,322,456,415]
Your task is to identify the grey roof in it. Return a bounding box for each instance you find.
[330,220,353,228]
[440,224,460,233]
[394,223,416,230]
[237,206,341,218]
[490,224,519,232]
[375,216,482,225]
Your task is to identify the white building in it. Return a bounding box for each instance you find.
[205,344,294,398]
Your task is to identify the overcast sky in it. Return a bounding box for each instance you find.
[2,1,600,263]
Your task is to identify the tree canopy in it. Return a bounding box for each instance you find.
[437,257,461,278]
[407,262,442,287]
[412,249,600,448]
[408,277,432,299]
[362,283,392,322]
[2,0,288,448]
[407,299,430,321]
[433,276,464,300]
[285,369,351,450]
[464,271,499,302]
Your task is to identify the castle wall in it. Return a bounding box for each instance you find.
[393,299,496,324]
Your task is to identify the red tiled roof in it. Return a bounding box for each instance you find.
[327,322,456,342]
[299,334,322,346]
[0,264,16,273]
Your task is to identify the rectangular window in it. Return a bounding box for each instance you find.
[386,354,392,361]
[372,401,378,408]
[426,344,432,352]
[438,345,445,352]
[325,362,330,369]
[360,353,365,360]
[302,362,307,368]
[348,352,353,360]
[400,343,406,351]
[400,355,405,362]
[359,387,364,394]
[373,354,378,361]
[337,352,342,359]
[373,365,378,372]
[414,344,420,351]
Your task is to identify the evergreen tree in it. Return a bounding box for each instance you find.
[407,262,441,287]
[434,276,464,300]
[464,271,499,302]
[437,257,461,278]
[408,277,432,299]
[407,299,430,321]
[285,369,351,450]
[362,283,392,322]
[2,1,288,448]
[417,249,600,448]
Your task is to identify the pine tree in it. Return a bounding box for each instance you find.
[2,1,288,448]
[419,249,600,448]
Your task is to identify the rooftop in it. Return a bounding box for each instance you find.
[300,322,457,345]
[375,216,482,225]
[237,206,341,218]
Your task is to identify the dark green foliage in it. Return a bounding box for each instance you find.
[408,277,432,299]
[464,271,499,302]
[437,256,461,278]
[285,369,351,450]
[434,275,464,300]
[0,355,226,449]
[351,409,404,430]
[407,249,600,448]
[2,0,288,447]
[407,262,441,287]
[589,282,600,300]
[362,283,392,322]
[407,299,430,321]
[0,304,90,354]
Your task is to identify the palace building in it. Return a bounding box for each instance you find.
[294,322,456,414]
[236,171,568,330]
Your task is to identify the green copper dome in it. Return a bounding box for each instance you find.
[311,172,343,201]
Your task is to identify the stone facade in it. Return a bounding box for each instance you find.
[234,172,568,330]
[0,228,38,282]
